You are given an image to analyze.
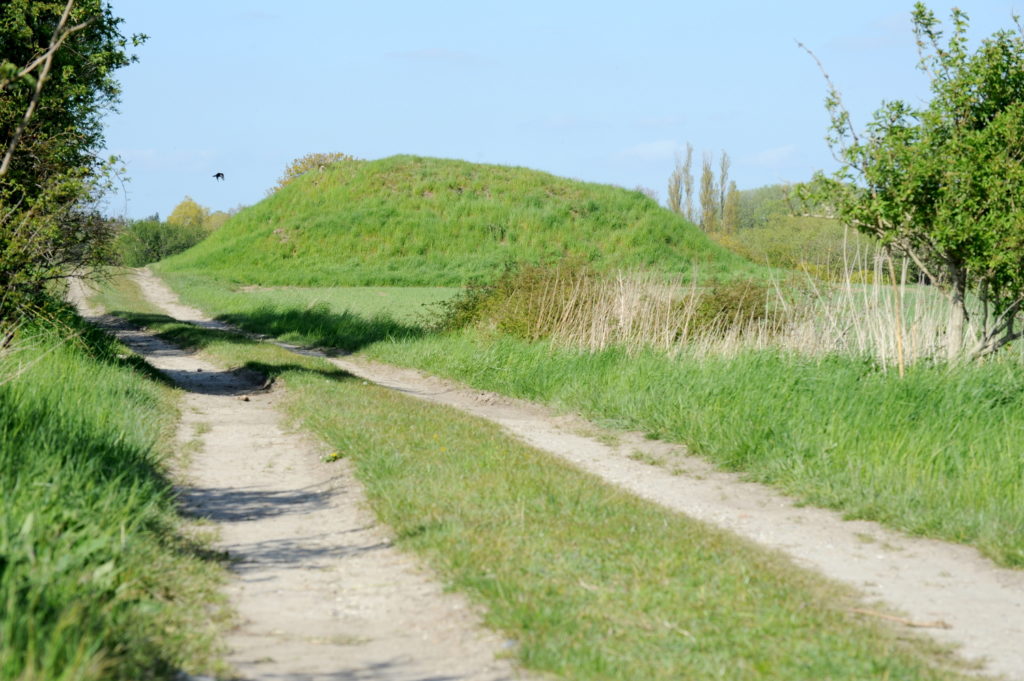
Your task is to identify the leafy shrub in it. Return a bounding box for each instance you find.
[114,219,207,266]
[687,279,784,336]
[711,215,879,281]
[435,260,595,340]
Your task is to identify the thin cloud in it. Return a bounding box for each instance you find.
[635,114,687,129]
[744,145,798,167]
[115,148,219,173]
[616,139,679,162]
[386,48,489,65]
[827,12,909,51]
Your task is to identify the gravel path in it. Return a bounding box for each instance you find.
[124,268,1024,680]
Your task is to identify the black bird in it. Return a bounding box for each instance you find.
[213,172,225,181]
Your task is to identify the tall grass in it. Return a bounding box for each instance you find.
[0,306,227,681]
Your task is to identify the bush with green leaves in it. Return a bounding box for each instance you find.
[803,3,1024,358]
[0,0,142,320]
[114,219,208,267]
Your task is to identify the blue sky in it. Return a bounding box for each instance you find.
[102,1,1020,219]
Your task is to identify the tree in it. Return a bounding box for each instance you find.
[204,210,230,231]
[667,152,683,214]
[114,218,206,267]
[269,152,359,194]
[698,152,718,232]
[635,185,658,202]
[0,0,142,319]
[682,142,695,222]
[167,195,210,230]
[717,151,731,225]
[722,181,740,233]
[803,3,1024,359]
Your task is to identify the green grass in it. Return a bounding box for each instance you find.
[91,275,972,681]
[143,274,1024,569]
[364,333,1024,568]
[155,270,454,350]
[158,155,765,286]
[0,305,228,681]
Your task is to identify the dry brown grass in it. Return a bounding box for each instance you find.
[458,257,1005,368]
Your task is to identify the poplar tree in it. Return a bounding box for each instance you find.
[698,152,718,232]
[682,143,695,222]
[667,152,683,214]
[718,151,731,223]
[722,181,740,233]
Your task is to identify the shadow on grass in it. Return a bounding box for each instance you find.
[110,310,359,393]
[215,303,427,353]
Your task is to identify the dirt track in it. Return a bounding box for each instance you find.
[79,270,1024,680]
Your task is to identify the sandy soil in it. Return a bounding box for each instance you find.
[121,268,1024,681]
[70,279,531,681]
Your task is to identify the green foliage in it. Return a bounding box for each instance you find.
[160,155,762,286]
[434,261,596,339]
[712,213,879,281]
[803,3,1024,356]
[0,0,142,320]
[689,279,781,336]
[203,210,230,231]
[113,218,208,266]
[0,308,226,680]
[166,195,209,229]
[737,184,795,230]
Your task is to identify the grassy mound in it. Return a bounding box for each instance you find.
[160,155,761,286]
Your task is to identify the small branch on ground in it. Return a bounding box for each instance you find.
[849,608,952,629]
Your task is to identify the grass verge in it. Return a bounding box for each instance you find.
[91,274,974,680]
[0,303,228,681]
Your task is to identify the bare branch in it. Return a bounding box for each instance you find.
[796,40,861,151]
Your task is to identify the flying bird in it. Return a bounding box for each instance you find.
[213,172,225,181]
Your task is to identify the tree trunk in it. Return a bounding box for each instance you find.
[947,286,967,361]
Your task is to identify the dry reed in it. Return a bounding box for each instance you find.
[491,256,1006,367]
